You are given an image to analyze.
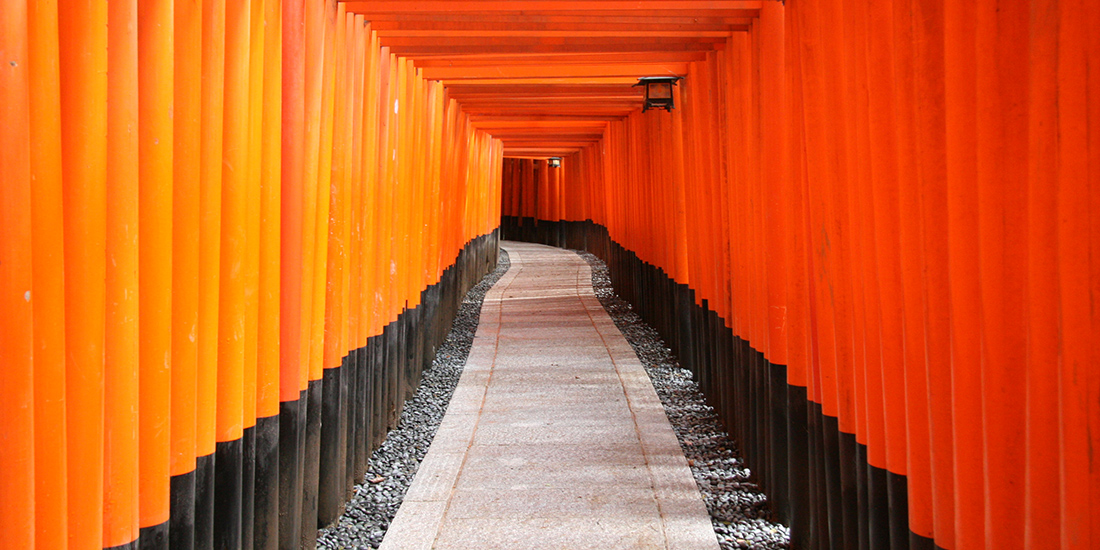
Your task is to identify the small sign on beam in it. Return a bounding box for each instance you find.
[634,76,683,112]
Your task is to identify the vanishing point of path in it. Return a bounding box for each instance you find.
[379,241,719,549]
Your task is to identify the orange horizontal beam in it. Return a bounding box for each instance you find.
[340,2,764,13]
[446,84,644,94]
[495,129,607,135]
[473,120,608,128]
[468,115,622,122]
[503,148,587,154]
[491,137,606,144]
[466,110,638,118]
[368,19,751,31]
[386,42,721,55]
[414,51,709,66]
[378,37,726,49]
[423,63,687,80]
[438,76,642,85]
[459,104,640,112]
[377,29,733,38]
[450,94,642,101]
[460,105,642,113]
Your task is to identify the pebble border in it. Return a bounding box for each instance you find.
[316,250,512,550]
[577,250,791,550]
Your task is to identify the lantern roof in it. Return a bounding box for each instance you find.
[633,76,683,86]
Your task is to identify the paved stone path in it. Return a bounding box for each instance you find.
[379,241,719,550]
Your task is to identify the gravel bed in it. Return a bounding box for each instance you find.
[317,245,788,550]
[576,250,791,550]
[317,249,511,550]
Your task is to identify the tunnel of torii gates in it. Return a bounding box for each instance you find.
[1,0,1098,549]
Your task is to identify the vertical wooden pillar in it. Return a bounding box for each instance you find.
[137,0,174,546]
[318,2,350,531]
[254,0,283,547]
[1021,11,1061,538]
[170,0,203,547]
[28,0,70,546]
[59,0,109,546]
[0,1,36,546]
[944,1,983,547]
[278,0,306,544]
[1053,2,1098,548]
[975,1,1030,548]
[214,0,252,544]
[196,0,226,546]
[104,0,141,547]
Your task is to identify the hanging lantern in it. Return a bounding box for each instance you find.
[634,76,682,112]
[548,157,561,168]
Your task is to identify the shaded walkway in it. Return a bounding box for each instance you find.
[380,242,719,549]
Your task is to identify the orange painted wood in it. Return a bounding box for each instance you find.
[327,5,351,370]
[0,0,36,546]
[422,63,688,81]
[27,0,69,546]
[339,1,765,15]
[944,0,984,545]
[890,0,933,537]
[909,0,955,543]
[242,0,267,430]
[198,0,227,456]
[11,3,1100,548]
[217,0,251,445]
[308,0,335,379]
[59,0,109,544]
[975,1,1029,546]
[257,0,283,419]
[280,0,306,401]
[171,0,202,485]
[137,0,174,526]
[1021,2,1061,536]
[297,0,323,385]
[1055,2,1098,548]
[104,0,141,544]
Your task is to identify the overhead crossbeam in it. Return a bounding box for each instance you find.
[338,0,759,157]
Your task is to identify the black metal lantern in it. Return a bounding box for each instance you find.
[634,76,683,112]
[548,157,561,168]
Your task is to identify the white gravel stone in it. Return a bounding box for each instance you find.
[576,250,790,550]
[317,250,512,550]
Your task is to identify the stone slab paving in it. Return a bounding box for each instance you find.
[379,241,720,550]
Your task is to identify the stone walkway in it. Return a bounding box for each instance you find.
[379,241,719,550]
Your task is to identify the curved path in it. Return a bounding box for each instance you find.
[380,241,719,550]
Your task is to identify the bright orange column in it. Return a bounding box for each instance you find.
[243,0,267,449]
[0,0,35,546]
[198,0,226,476]
[280,0,305,405]
[257,0,283,427]
[27,0,69,546]
[297,0,323,385]
[214,0,252,543]
[976,1,1030,547]
[890,0,934,538]
[944,0,984,546]
[279,0,306,546]
[1054,2,1097,548]
[137,0,174,533]
[104,0,140,545]
[59,0,109,545]
[911,0,955,544]
[171,0,203,496]
[1019,2,1063,549]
